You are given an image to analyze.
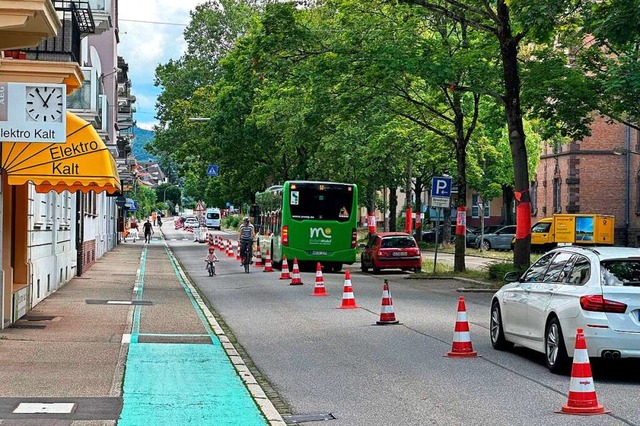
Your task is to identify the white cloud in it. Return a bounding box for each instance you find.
[119,0,209,127]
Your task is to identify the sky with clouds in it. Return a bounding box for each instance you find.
[118,1,208,129]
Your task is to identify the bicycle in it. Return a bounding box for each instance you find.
[240,240,253,273]
[206,259,217,276]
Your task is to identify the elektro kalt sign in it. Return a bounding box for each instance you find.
[0,82,67,143]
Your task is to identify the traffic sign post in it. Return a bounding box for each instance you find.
[430,176,452,274]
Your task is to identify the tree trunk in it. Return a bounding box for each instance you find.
[453,92,468,272]
[497,2,531,269]
[389,187,398,231]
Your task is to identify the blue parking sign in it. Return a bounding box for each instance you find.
[431,176,452,198]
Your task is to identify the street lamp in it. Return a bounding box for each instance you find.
[613,146,640,156]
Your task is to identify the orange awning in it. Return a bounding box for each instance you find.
[2,112,121,194]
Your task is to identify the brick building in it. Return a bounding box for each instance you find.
[535,116,640,246]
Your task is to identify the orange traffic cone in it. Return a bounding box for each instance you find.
[227,240,234,257]
[557,328,610,415]
[338,270,358,309]
[312,262,329,296]
[446,296,478,357]
[376,280,399,325]
[255,243,263,267]
[263,250,274,272]
[279,256,291,280]
[290,258,303,285]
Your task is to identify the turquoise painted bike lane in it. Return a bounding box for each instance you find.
[118,243,273,425]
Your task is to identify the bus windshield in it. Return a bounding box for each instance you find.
[289,183,354,222]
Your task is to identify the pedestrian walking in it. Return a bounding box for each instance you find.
[143,219,154,243]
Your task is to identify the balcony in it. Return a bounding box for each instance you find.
[23,1,95,64]
[0,0,61,50]
[86,0,112,34]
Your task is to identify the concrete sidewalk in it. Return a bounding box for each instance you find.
[0,230,284,425]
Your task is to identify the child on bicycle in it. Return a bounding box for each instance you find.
[204,245,219,275]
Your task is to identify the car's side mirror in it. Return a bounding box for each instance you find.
[503,271,520,283]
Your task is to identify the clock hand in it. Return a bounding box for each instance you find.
[35,88,46,103]
[43,92,53,108]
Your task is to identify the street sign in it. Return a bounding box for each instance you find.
[431,197,450,208]
[431,176,452,208]
[431,176,452,197]
[206,165,218,177]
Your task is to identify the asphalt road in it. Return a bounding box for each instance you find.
[164,221,640,426]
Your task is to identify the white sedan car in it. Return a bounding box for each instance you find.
[183,217,199,229]
[490,246,640,373]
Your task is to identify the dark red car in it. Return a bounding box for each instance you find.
[360,232,422,274]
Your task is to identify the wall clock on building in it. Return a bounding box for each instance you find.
[25,85,64,122]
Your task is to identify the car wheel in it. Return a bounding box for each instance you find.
[480,240,491,251]
[373,266,380,274]
[545,317,570,374]
[413,266,421,273]
[490,301,513,351]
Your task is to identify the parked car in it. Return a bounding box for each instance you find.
[183,217,200,229]
[490,246,640,373]
[475,225,517,250]
[466,225,504,247]
[361,232,422,274]
[422,225,456,244]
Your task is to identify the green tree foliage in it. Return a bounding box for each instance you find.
[580,0,640,129]
[151,0,606,270]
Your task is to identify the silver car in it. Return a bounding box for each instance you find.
[475,225,517,251]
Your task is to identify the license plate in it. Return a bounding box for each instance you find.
[392,252,407,257]
[311,251,328,256]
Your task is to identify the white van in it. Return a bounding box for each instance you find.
[205,208,221,230]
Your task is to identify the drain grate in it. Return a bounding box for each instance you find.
[23,315,56,321]
[11,324,47,329]
[282,413,336,424]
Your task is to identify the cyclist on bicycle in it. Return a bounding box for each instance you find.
[238,217,255,266]
[204,245,219,275]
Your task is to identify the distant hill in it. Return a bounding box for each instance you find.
[132,127,156,162]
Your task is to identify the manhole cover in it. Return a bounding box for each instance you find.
[13,403,75,414]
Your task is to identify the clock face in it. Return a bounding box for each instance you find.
[26,86,64,122]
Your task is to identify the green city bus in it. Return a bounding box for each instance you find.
[255,181,358,272]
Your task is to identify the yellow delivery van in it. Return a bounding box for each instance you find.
[530,214,615,251]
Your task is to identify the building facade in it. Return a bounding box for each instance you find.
[1,0,132,328]
[535,117,639,246]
